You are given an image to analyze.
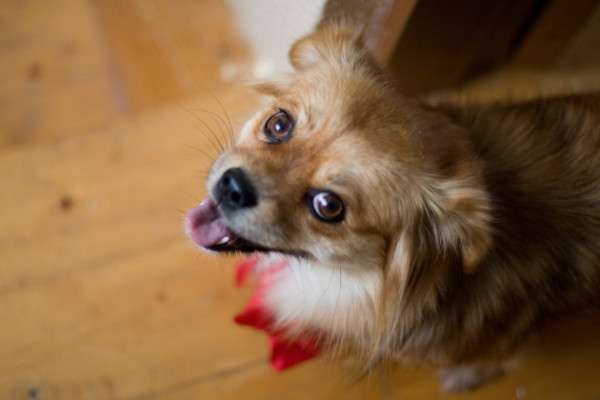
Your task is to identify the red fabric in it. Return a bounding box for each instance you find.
[233,290,273,331]
[233,257,321,371]
[234,255,260,287]
[269,332,321,371]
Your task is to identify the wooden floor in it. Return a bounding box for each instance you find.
[1,1,599,399]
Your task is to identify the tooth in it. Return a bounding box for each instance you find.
[218,236,230,245]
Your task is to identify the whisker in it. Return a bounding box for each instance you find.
[214,97,236,149]
[180,106,222,155]
[188,107,231,151]
[190,107,234,140]
[185,144,216,162]
[208,91,236,144]
[192,168,211,179]
[205,121,226,153]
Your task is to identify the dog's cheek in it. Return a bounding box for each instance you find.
[303,231,381,267]
[293,224,342,261]
[308,240,339,262]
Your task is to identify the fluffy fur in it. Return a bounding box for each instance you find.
[204,23,600,391]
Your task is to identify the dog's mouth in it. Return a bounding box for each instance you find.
[185,198,306,257]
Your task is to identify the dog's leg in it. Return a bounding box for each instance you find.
[438,363,506,392]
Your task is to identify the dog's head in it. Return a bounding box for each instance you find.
[187,24,492,350]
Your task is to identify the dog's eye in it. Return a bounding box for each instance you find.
[308,190,345,223]
[264,110,294,143]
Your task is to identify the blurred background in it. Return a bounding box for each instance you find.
[1,0,600,399]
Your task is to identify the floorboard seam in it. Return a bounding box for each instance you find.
[121,358,266,400]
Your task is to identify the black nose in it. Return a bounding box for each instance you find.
[215,167,258,210]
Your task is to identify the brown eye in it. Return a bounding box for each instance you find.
[308,190,345,223]
[264,110,294,143]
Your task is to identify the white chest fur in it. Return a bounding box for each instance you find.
[260,255,382,342]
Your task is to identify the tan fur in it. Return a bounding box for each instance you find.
[205,23,600,392]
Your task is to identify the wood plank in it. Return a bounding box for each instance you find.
[0,0,249,151]
[387,0,539,95]
[0,88,252,295]
[0,0,124,150]
[427,67,600,106]
[0,88,262,399]
[371,0,418,65]
[157,362,387,400]
[560,5,600,68]
[512,0,600,67]
[0,239,267,399]
[91,0,249,113]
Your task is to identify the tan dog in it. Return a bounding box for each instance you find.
[186,23,600,391]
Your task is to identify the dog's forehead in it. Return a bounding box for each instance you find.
[292,70,378,125]
[315,136,399,187]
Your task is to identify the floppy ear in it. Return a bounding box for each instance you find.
[385,177,492,302]
[376,182,492,350]
[289,24,365,71]
[439,182,493,274]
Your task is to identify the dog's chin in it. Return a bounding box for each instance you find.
[185,198,309,258]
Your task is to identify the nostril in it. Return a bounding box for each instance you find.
[230,191,241,204]
[215,167,258,210]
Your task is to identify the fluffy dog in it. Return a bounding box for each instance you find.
[186,23,600,391]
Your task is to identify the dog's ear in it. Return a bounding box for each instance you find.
[289,24,365,71]
[405,116,493,276]
[434,180,493,274]
[378,181,492,346]
[385,177,492,301]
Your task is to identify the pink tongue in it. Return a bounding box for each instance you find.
[186,198,231,248]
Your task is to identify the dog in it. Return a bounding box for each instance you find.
[186,22,600,391]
